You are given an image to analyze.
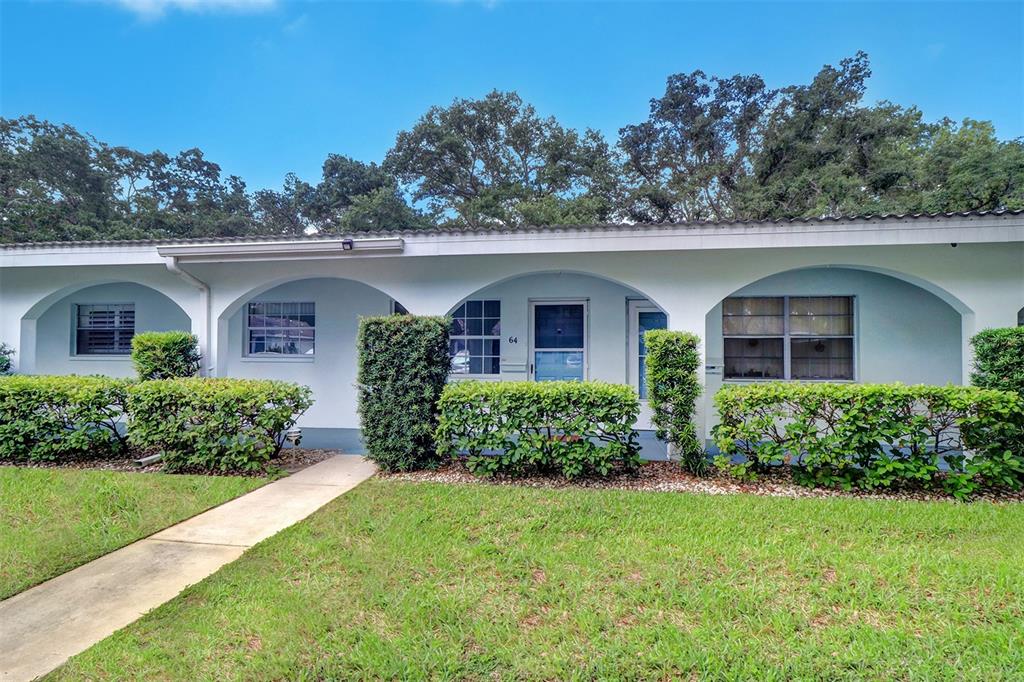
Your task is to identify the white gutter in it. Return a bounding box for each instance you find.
[157,237,404,262]
[163,256,212,376]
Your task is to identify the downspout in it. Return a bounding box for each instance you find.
[163,256,212,376]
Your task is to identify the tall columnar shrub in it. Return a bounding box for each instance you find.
[126,378,312,473]
[644,330,705,474]
[436,380,641,478]
[0,343,15,374]
[971,327,1024,397]
[713,382,1024,499]
[0,375,129,462]
[357,315,450,471]
[131,331,201,380]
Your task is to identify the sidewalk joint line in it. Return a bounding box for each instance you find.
[147,537,252,549]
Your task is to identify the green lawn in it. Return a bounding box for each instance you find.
[0,467,264,600]
[52,480,1024,681]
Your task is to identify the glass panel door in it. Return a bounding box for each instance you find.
[637,310,667,398]
[532,302,586,382]
[628,301,667,398]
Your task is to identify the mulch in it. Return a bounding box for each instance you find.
[0,448,339,477]
[383,460,1024,504]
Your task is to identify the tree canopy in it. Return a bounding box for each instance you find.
[384,90,616,228]
[2,53,1021,243]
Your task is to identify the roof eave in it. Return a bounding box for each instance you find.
[156,237,404,261]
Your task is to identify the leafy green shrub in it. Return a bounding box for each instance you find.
[357,315,450,471]
[126,378,312,473]
[0,375,129,462]
[712,382,1024,499]
[712,454,759,482]
[436,381,641,479]
[971,327,1024,397]
[131,331,201,380]
[644,330,706,475]
[0,343,14,374]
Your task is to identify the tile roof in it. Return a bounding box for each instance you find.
[1,208,1021,250]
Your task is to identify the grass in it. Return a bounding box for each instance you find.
[52,479,1024,681]
[0,467,264,600]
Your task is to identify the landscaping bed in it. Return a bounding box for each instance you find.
[0,467,265,600]
[386,460,1024,504]
[50,479,1024,680]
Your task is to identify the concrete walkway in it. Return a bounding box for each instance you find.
[0,455,377,682]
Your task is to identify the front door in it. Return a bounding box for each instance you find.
[530,301,587,381]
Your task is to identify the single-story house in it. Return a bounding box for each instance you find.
[1,211,1022,457]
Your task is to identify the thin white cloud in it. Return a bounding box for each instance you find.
[106,0,277,20]
[283,12,308,34]
[435,0,500,8]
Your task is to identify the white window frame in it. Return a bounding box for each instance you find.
[244,301,316,358]
[528,298,589,382]
[74,303,135,356]
[722,295,857,381]
[627,300,667,399]
[449,299,502,377]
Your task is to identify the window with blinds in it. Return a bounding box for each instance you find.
[75,303,135,355]
[723,296,854,380]
[246,302,315,356]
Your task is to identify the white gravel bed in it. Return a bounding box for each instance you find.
[383,461,1024,503]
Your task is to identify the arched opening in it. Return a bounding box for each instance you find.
[704,266,964,397]
[446,270,670,458]
[217,277,407,449]
[21,282,191,377]
[445,271,667,388]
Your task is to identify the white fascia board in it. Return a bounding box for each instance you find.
[0,245,166,268]
[156,237,404,262]
[400,217,1024,257]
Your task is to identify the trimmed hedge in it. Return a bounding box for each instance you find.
[644,330,705,474]
[357,315,450,472]
[0,375,129,462]
[436,381,641,479]
[131,331,201,380]
[126,378,312,473]
[713,382,1024,498]
[972,327,1024,397]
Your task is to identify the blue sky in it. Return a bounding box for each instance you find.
[2,0,1022,191]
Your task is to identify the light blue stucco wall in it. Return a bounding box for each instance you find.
[246,269,962,458]
[704,267,962,396]
[34,282,191,377]
[26,269,965,458]
[222,278,393,431]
